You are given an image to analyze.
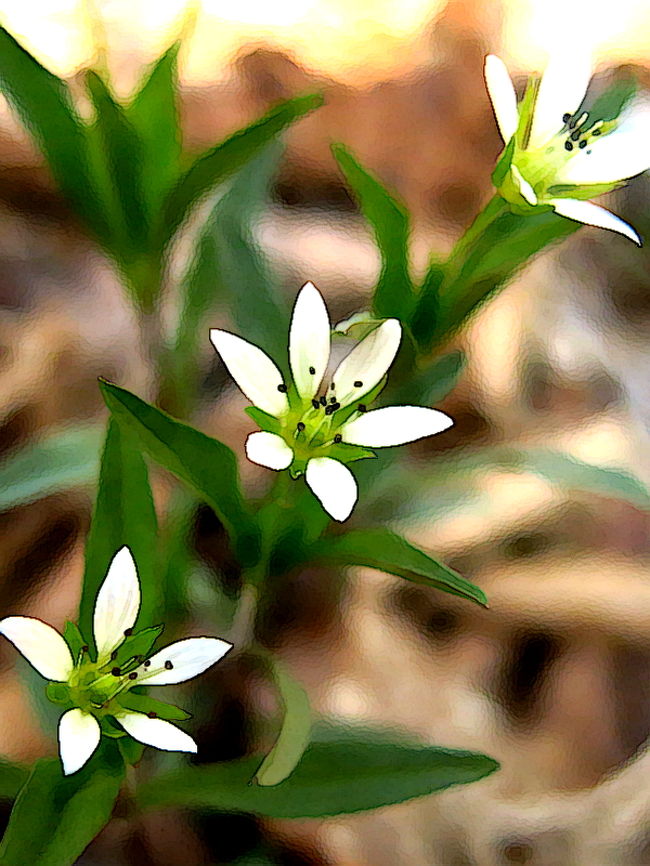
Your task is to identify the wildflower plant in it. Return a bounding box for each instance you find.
[0,15,649,866]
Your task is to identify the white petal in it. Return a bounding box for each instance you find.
[0,616,73,682]
[93,546,140,663]
[484,55,518,143]
[549,197,641,245]
[58,709,101,775]
[555,101,650,185]
[209,329,289,417]
[245,431,293,470]
[529,50,591,149]
[116,711,197,753]
[332,319,401,409]
[136,636,233,686]
[510,165,538,205]
[305,457,358,522]
[289,281,331,401]
[341,406,454,447]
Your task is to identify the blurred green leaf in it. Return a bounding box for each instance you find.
[0,760,28,802]
[410,261,444,350]
[99,379,259,566]
[116,691,191,721]
[127,42,181,227]
[332,143,415,321]
[0,426,102,513]
[117,737,145,767]
[0,743,124,866]
[161,92,323,248]
[0,26,107,239]
[79,419,159,655]
[255,664,311,787]
[138,722,498,818]
[308,529,487,606]
[435,196,579,342]
[395,349,466,406]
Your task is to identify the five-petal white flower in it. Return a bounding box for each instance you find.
[210,281,453,522]
[485,51,650,243]
[0,547,232,775]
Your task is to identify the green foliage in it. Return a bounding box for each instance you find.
[0,426,102,513]
[79,419,159,654]
[395,349,466,406]
[332,143,415,321]
[410,261,444,350]
[254,663,312,787]
[138,722,498,818]
[0,761,28,802]
[99,379,259,566]
[308,529,487,606]
[0,744,124,866]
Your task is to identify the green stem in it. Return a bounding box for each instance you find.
[439,194,507,293]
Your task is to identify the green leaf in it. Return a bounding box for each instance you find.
[0,26,107,240]
[85,71,148,253]
[410,261,444,351]
[79,418,159,655]
[62,621,85,659]
[332,143,414,320]
[309,529,487,606]
[255,664,311,786]
[395,350,466,406]
[116,691,191,721]
[99,379,259,566]
[0,743,124,866]
[138,722,498,818]
[113,624,164,666]
[0,760,28,802]
[0,426,102,513]
[127,42,181,228]
[435,196,579,342]
[161,92,323,248]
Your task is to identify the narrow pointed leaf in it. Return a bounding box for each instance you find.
[161,92,323,247]
[99,379,259,566]
[255,664,312,786]
[332,143,414,320]
[0,743,124,866]
[309,529,487,606]
[138,722,498,818]
[79,419,158,655]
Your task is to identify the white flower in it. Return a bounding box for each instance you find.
[484,51,650,243]
[0,547,232,775]
[210,281,453,522]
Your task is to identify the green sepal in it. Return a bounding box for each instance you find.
[245,406,283,435]
[46,683,71,705]
[116,691,191,721]
[100,716,126,739]
[326,443,376,464]
[118,737,146,766]
[546,180,625,200]
[333,376,388,426]
[333,311,385,340]
[114,624,164,667]
[491,135,516,189]
[63,621,86,660]
[515,75,540,150]
[587,74,638,125]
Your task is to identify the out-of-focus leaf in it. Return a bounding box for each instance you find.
[395,349,466,406]
[99,380,259,566]
[308,529,487,606]
[127,42,181,226]
[0,426,102,513]
[161,92,323,247]
[255,664,311,787]
[435,196,579,342]
[117,737,145,767]
[332,143,414,320]
[138,722,498,818]
[0,26,107,239]
[410,261,444,350]
[0,743,124,866]
[79,419,159,655]
[0,760,28,801]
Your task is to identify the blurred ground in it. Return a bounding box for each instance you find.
[2,0,650,864]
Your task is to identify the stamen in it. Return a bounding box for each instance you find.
[354,380,363,388]
[358,404,367,413]
[111,667,121,676]
[565,141,573,151]
[110,650,118,661]
[309,366,316,375]
[124,628,133,636]
[128,672,138,680]
[325,402,341,415]
[164,660,174,670]
[147,711,158,718]
[579,139,587,149]
[81,645,88,653]
[330,396,337,404]
[277,384,287,393]
[330,383,335,391]
[296,422,305,432]
[144,659,151,667]
[312,399,320,409]
[334,434,342,443]
[319,396,327,406]
[562,112,571,123]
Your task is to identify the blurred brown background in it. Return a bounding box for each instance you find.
[2,0,650,863]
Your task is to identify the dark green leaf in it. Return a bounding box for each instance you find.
[138,722,498,818]
[161,92,323,247]
[113,624,164,667]
[0,26,107,239]
[0,760,28,802]
[332,143,414,320]
[410,260,444,350]
[127,42,181,226]
[255,664,311,787]
[99,379,259,566]
[0,426,102,513]
[395,350,466,406]
[308,529,487,606]
[435,196,579,343]
[116,691,191,721]
[79,418,159,655]
[0,743,124,866]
